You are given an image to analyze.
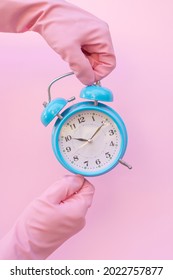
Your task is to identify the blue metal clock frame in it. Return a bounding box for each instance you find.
[52,101,128,177]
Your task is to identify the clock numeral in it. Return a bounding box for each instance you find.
[110,141,115,146]
[70,124,76,130]
[92,116,95,121]
[109,129,115,136]
[95,159,101,165]
[65,135,72,142]
[84,160,89,167]
[66,146,71,152]
[105,152,111,158]
[78,117,85,124]
[73,155,79,161]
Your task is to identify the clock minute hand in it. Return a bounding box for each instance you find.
[90,123,105,140]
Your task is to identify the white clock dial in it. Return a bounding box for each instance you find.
[58,110,121,173]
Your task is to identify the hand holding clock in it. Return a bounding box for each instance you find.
[0,0,116,260]
[0,0,116,85]
[0,175,94,260]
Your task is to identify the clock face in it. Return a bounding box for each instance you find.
[57,109,122,175]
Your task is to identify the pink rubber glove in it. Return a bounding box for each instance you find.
[0,0,116,84]
[0,175,94,260]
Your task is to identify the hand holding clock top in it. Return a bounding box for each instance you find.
[0,0,116,85]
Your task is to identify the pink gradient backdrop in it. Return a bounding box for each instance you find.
[0,0,173,259]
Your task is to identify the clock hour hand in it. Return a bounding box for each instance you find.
[72,137,88,142]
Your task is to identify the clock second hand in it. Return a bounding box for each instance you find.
[72,121,110,154]
[72,140,90,155]
[72,133,95,154]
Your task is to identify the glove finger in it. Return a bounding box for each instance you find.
[40,175,86,204]
[91,53,116,81]
[61,45,95,85]
[82,43,116,82]
[62,178,95,213]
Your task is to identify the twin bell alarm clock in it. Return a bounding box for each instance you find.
[41,72,132,176]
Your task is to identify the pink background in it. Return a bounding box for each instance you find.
[0,0,173,259]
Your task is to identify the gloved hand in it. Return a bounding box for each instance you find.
[0,175,94,260]
[0,0,116,84]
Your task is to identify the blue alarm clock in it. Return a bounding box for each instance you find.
[41,72,132,176]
